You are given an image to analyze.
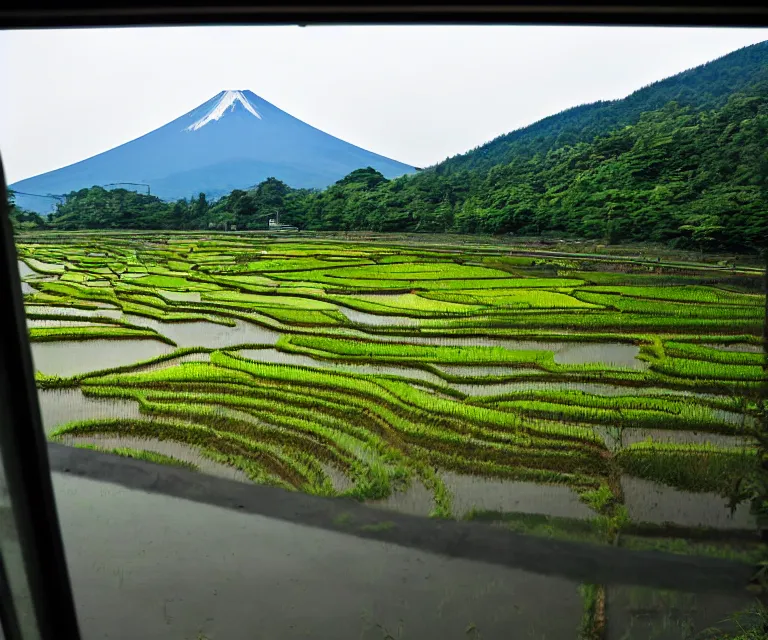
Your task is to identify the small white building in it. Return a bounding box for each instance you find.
[268,215,298,232]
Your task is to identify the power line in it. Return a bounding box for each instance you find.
[10,182,152,204]
[8,190,65,202]
[102,182,151,195]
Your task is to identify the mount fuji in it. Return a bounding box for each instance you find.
[10,90,416,213]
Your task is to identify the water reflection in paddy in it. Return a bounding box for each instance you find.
[443,472,594,519]
[37,389,143,434]
[58,434,249,483]
[368,473,593,520]
[24,257,66,272]
[239,348,447,387]
[31,340,173,377]
[133,351,211,373]
[366,333,646,369]
[368,480,434,516]
[553,343,646,369]
[123,316,280,348]
[338,307,419,326]
[593,426,749,448]
[433,364,551,378]
[606,586,753,640]
[320,463,354,493]
[26,305,123,320]
[17,260,35,278]
[622,476,756,530]
[27,319,102,328]
[158,290,202,303]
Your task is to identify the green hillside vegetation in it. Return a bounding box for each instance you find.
[11,41,768,254]
[440,40,768,173]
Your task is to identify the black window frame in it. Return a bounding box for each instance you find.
[0,4,766,638]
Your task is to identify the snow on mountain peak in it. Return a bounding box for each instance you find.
[185,90,262,131]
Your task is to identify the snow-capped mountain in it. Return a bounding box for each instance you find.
[10,90,416,213]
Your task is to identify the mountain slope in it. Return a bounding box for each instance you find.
[436,40,768,175]
[42,77,768,252]
[10,90,415,213]
[21,41,768,253]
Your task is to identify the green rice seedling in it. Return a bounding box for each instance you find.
[573,292,763,319]
[213,350,604,446]
[86,384,383,447]
[116,297,234,325]
[374,378,603,445]
[59,271,89,283]
[421,289,602,310]
[580,484,618,515]
[567,272,712,287]
[314,262,511,281]
[663,341,766,366]
[73,444,199,470]
[136,394,395,494]
[127,275,221,291]
[578,583,604,640]
[491,397,736,434]
[650,357,766,382]
[25,235,768,528]
[279,334,553,365]
[616,442,757,494]
[579,285,763,306]
[419,311,762,335]
[26,311,125,326]
[254,308,346,326]
[50,417,319,491]
[278,335,646,383]
[666,334,763,346]
[84,362,257,387]
[167,260,193,271]
[36,347,211,386]
[331,293,485,316]
[80,379,414,500]
[414,446,600,489]
[212,257,369,274]
[202,356,597,461]
[200,290,336,309]
[28,325,175,345]
[200,449,292,489]
[475,387,754,420]
[208,274,280,289]
[35,280,119,304]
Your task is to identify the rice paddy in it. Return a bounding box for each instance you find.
[15,233,767,566]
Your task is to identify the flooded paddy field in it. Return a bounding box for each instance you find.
[14,233,765,636]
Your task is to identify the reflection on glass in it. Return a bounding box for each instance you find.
[0,457,42,639]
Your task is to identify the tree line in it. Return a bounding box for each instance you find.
[13,80,765,254]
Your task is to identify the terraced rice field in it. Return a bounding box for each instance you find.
[15,233,767,567]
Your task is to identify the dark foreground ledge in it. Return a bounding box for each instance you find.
[48,442,757,596]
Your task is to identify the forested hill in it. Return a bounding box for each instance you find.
[13,40,768,253]
[437,40,768,175]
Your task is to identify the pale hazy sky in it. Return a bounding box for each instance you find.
[1,25,766,184]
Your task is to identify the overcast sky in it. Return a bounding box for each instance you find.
[1,26,766,184]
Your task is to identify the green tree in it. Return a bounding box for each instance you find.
[679,213,724,257]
